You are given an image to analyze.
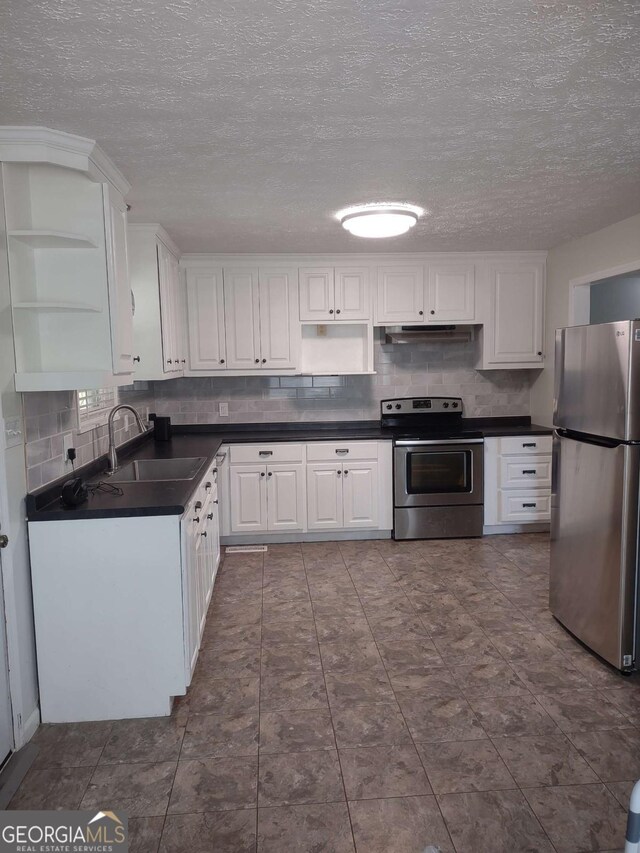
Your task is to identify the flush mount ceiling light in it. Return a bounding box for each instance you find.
[337,202,424,239]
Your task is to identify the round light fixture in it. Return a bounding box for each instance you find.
[337,203,424,239]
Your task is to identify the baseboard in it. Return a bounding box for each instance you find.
[221,530,392,545]
[483,523,550,535]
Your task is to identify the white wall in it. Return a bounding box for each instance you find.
[531,212,640,426]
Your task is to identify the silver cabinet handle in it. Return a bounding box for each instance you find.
[335,448,349,455]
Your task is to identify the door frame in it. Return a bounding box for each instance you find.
[569,258,640,326]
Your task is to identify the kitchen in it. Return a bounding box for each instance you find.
[0,2,640,851]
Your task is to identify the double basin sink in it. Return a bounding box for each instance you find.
[108,457,206,483]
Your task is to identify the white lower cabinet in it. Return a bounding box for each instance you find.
[306,463,343,530]
[222,440,392,541]
[342,461,379,528]
[28,460,221,722]
[307,460,379,530]
[484,434,552,530]
[229,463,305,533]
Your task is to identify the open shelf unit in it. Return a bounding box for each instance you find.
[3,161,116,384]
[299,321,374,375]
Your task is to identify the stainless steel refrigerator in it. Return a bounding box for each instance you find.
[551,320,640,671]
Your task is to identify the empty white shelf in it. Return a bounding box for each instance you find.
[13,301,102,313]
[8,230,97,249]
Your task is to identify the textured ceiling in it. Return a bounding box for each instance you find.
[1,0,639,253]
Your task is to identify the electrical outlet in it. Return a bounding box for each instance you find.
[219,402,229,417]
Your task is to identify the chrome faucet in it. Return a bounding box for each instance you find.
[107,404,147,472]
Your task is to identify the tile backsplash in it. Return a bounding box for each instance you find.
[24,386,154,491]
[24,334,535,490]
[153,334,535,425]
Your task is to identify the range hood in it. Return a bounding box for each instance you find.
[384,325,475,344]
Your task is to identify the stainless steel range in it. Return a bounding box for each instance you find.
[381,397,484,540]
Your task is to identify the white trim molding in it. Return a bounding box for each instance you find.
[568,257,640,326]
[0,126,130,196]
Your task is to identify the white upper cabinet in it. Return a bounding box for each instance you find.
[300,266,370,321]
[375,265,425,325]
[479,261,545,368]
[104,186,134,375]
[335,267,370,320]
[185,267,226,371]
[428,263,476,323]
[299,267,334,320]
[129,224,185,380]
[258,268,299,369]
[0,128,134,391]
[376,262,476,325]
[224,268,261,369]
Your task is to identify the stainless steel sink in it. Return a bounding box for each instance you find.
[108,457,206,483]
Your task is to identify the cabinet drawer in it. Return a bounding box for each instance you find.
[229,443,304,464]
[306,442,378,462]
[499,455,552,489]
[499,435,552,455]
[498,490,551,523]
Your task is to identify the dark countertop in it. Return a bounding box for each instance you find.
[27,417,552,522]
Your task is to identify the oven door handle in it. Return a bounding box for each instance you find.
[394,438,484,446]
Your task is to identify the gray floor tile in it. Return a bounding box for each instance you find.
[522,784,626,853]
[100,717,184,765]
[331,702,412,748]
[160,810,256,853]
[257,802,355,853]
[82,761,177,817]
[181,712,259,759]
[259,708,336,754]
[30,721,113,768]
[260,669,329,711]
[348,795,454,853]
[492,733,599,787]
[569,727,640,782]
[258,749,344,806]
[438,789,554,853]
[129,817,164,853]
[339,744,431,800]
[9,765,93,810]
[168,756,257,813]
[417,739,516,795]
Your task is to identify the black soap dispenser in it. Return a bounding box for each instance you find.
[149,413,172,442]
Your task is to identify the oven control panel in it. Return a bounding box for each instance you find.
[381,397,463,415]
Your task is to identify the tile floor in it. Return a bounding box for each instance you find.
[10,533,640,852]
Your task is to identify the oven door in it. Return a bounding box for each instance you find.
[394,439,484,508]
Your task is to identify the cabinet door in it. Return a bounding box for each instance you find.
[229,465,268,533]
[375,265,425,324]
[169,252,186,369]
[335,267,370,320]
[224,268,261,369]
[342,461,379,528]
[182,518,201,680]
[299,267,334,320]
[487,263,544,364]
[103,186,135,374]
[157,242,179,373]
[306,464,343,530]
[267,464,305,531]
[428,263,475,322]
[186,267,227,370]
[259,268,299,369]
